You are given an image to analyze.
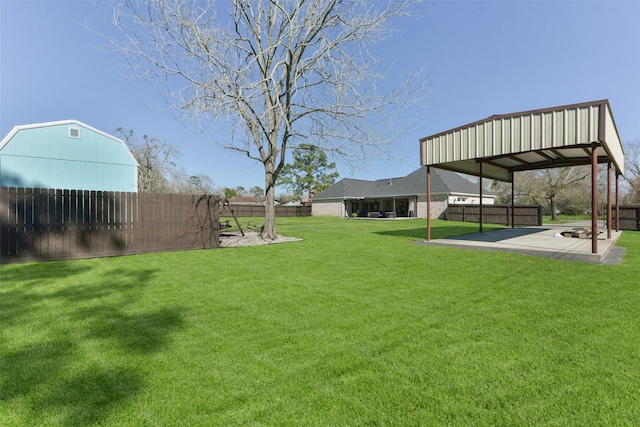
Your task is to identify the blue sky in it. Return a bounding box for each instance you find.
[1,1,639,191]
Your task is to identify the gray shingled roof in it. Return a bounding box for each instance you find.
[314,167,490,200]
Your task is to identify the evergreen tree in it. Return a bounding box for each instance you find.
[278,144,339,201]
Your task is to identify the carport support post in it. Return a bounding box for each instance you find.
[510,171,515,228]
[591,143,598,254]
[426,166,431,241]
[479,161,483,233]
[616,171,620,232]
[607,162,612,240]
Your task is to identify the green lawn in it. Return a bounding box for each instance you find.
[2,217,639,426]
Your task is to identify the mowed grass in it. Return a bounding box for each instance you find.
[1,217,640,426]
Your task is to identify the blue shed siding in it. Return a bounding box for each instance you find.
[0,121,137,192]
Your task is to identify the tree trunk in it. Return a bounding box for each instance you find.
[262,161,277,240]
[550,197,558,221]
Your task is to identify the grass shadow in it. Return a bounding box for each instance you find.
[374,224,504,241]
[0,341,142,425]
[46,366,143,426]
[76,306,184,353]
[0,262,93,284]
[0,261,184,425]
[1,340,76,401]
[0,264,95,327]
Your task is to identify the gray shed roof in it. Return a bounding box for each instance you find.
[314,167,488,200]
[420,100,624,182]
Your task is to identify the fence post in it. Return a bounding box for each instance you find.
[537,205,543,226]
[0,187,6,260]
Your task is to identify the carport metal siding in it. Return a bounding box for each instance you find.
[419,100,625,255]
[421,106,603,163]
[604,104,624,171]
[420,100,623,181]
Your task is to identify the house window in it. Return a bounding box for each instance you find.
[69,127,80,138]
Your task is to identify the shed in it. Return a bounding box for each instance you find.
[0,120,138,192]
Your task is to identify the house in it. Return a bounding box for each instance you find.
[0,119,138,192]
[312,167,495,218]
[300,194,312,207]
[227,196,278,205]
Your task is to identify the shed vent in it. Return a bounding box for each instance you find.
[69,127,80,138]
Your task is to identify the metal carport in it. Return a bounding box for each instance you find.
[419,99,625,254]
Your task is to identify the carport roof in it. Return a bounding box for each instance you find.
[419,100,624,182]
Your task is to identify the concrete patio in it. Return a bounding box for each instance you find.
[416,226,624,264]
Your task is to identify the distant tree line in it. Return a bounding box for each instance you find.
[108,127,314,215]
[116,127,333,203]
[117,128,260,197]
[223,186,265,199]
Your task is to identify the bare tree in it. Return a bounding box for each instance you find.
[489,179,512,205]
[622,138,640,203]
[172,172,221,195]
[189,174,219,195]
[116,128,181,193]
[517,167,591,220]
[101,0,427,239]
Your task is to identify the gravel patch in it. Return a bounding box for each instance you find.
[601,246,626,265]
[219,230,302,248]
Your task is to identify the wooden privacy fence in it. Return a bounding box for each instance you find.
[447,204,543,226]
[221,204,312,217]
[0,187,221,264]
[612,206,640,231]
